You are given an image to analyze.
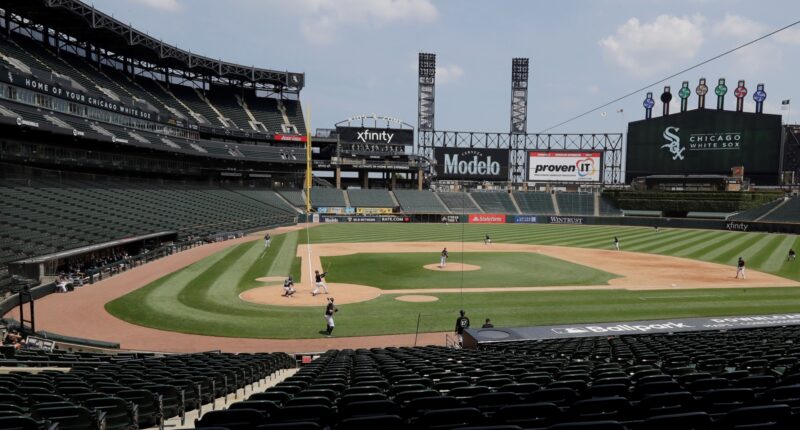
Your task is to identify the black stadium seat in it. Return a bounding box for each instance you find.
[195,409,268,430]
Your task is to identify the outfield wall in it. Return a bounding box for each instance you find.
[302,213,800,234]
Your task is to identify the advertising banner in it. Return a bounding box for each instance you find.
[468,214,507,224]
[528,151,602,182]
[512,215,540,224]
[548,216,585,224]
[336,126,414,146]
[274,134,307,143]
[434,147,509,181]
[356,207,394,215]
[319,215,410,223]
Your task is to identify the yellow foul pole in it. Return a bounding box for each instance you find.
[305,104,312,214]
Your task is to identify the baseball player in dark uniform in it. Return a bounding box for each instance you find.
[312,270,328,296]
[454,310,470,347]
[282,275,295,297]
[613,236,620,251]
[736,257,746,279]
[484,234,491,245]
[788,249,796,262]
[324,297,338,336]
[440,248,449,268]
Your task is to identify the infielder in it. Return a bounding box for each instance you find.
[736,257,746,279]
[613,236,620,251]
[440,248,449,268]
[312,269,329,296]
[282,275,295,297]
[264,233,271,248]
[324,297,338,336]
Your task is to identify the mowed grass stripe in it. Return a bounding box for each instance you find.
[674,231,739,258]
[710,233,769,265]
[646,230,721,255]
[748,235,789,269]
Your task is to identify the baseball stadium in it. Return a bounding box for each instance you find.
[2,1,800,429]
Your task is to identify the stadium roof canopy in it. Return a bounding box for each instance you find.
[1,0,304,91]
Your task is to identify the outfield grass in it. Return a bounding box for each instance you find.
[105,224,800,339]
[322,252,617,289]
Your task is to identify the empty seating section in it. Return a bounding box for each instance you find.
[470,192,518,214]
[229,189,299,213]
[243,93,285,133]
[599,195,623,216]
[346,189,395,208]
[283,99,307,135]
[438,192,480,213]
[309,188,346,208]
[10,36,100,95]
[205,89,252,130]
[0,179,297,277]
[135,78,196,120]
[514,192,556,214]
[394,190,448,213]
[0,349,293,430]
[278,190,307,208]
[760,198,800,223]
[557,193,595,215]
[729,199,786,221]
[168,85,222,127]
[189,326,800,430]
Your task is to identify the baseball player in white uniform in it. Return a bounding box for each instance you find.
[440,248,448,268]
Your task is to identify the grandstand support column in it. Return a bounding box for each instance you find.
[418,168,424,190]
[335,167,341,189]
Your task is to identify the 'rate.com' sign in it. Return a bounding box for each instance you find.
[528,151,602,182]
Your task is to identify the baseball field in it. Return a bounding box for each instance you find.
[100,223,800,340]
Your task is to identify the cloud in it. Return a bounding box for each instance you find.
[712,14,765,39]
[290,0,438,45]
[599,14,705,77]
[436,64,464,84]
[588,85,600,94]
[711,14,784,73]
[129,0,181,12]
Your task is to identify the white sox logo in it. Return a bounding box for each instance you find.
[662,126,685,160]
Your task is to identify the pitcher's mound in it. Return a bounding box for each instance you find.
[423,263,481,272]
[239,283,382,307]
[395,295,439,302]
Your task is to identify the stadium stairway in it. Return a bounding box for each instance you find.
[551,192,561,215]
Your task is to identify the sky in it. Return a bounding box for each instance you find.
[88,0,800,135]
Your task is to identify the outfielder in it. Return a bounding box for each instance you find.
[312,269,329,296]
[440,248,449,268]
[613,236,620,251]
[788,249,796,262]
[484,234,491,245]
[736,257,746,279]
[324,297,338,336]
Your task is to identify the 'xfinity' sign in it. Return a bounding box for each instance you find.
[434,148,509,181]
[336,126,414,146]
